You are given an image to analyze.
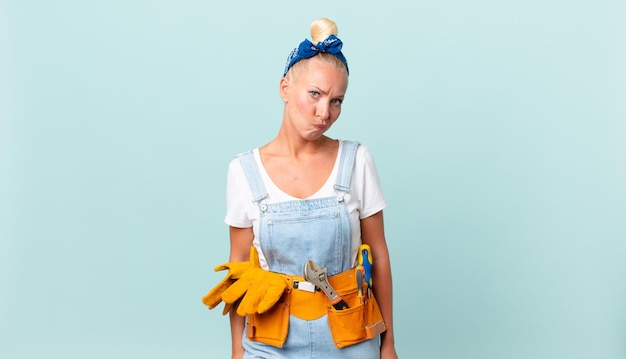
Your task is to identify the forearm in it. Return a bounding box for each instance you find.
[372,255,395,349]
[228,226,254,358]
[230,311,245,359]
[360,211,398,358]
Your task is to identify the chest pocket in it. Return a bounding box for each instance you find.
[260,197,350,276]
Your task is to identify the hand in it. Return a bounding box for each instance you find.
[380,339,398,359]
[231,346,244,359]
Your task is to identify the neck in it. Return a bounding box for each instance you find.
[273,130,329,158]
[259,118,337,160]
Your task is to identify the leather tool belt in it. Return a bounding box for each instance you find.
[245,266,386,349]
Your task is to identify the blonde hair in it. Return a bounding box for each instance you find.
[286,18,348,79]
[310,18,338,43]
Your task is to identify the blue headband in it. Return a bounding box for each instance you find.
[282,35,349,77]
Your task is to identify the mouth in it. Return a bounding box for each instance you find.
[314,124,326,131]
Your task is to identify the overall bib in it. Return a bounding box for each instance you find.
[238,141,380,358]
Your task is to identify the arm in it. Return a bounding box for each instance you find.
[360,211,398,359]
[228,226,254,359]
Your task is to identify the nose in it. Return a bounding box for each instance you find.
[316,102,330,121]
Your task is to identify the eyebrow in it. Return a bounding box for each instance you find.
[310,86,345,98]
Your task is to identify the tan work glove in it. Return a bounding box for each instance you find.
[221,248,288,316]
[201,248,257,315]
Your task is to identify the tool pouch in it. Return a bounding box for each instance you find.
[244,267,386,349]
[245,297,290,348]
[327,283,386,348]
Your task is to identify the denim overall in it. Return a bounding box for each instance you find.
[238,141,380,358]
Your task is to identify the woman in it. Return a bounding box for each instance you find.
[204,18,398,359]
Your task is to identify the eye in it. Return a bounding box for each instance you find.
[309,91,320,98]
[331,98,343,105]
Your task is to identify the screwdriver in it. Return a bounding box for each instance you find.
[357,244,373,297]
[355,265,364,304]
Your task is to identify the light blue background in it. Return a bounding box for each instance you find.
[2,0,625,358]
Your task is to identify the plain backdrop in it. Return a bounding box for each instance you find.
[2,0,625,358]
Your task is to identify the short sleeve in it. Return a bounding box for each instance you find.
[353,146,386,219]
[224,158,254,228]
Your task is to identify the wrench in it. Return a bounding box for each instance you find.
[303,260,349,310]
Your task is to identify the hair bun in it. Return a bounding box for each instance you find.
[310,18,338,44]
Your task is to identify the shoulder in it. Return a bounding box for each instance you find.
[233,147,259,161]
[226,148,260,185]
[338,139,376,165]
[229,147,259,167]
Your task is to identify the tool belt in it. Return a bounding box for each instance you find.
[245,266,386,349]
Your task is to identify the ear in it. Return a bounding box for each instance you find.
[279,76,289,102]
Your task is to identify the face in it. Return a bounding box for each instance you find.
[280,57,349,142]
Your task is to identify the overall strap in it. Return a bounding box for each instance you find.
[334,140,360,193]
[237,150,269,203]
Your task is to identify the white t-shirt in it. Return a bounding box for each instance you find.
[225,140,386,269]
